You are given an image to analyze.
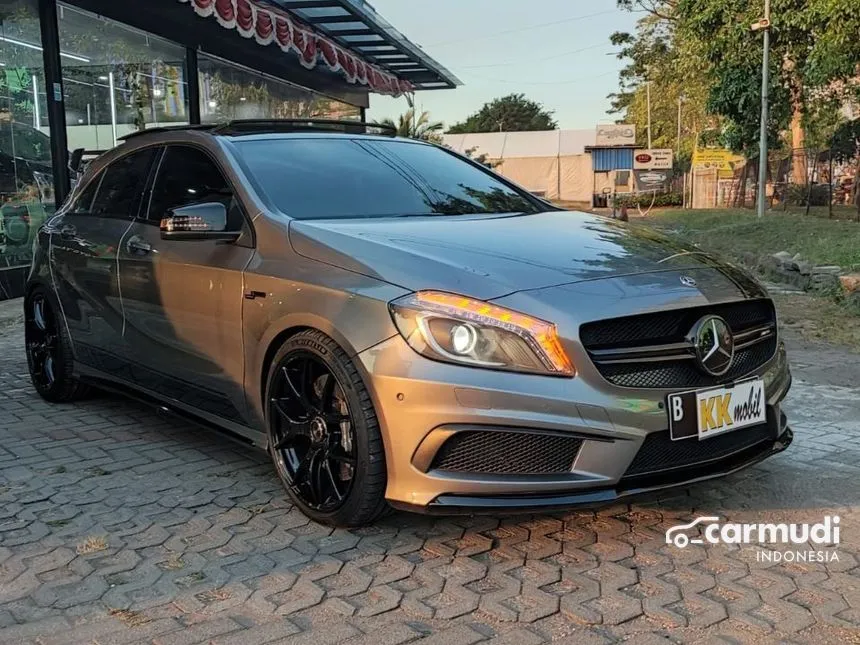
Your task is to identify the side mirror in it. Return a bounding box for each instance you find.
[160,202,240,242]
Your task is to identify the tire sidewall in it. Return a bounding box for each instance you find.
[264,332,380,525]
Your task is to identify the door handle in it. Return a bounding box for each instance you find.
[60,224,76,240]
[126,235,152,255]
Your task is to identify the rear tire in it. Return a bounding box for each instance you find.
[25,287,90,403]
[264,330,388,527]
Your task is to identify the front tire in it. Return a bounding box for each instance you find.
[25,287,89,402]
[264,330,388,527]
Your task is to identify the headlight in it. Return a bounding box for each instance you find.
[389,291,574,377]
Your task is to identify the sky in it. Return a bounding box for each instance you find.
[365,0,640,131]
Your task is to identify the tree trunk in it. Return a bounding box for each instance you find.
[854,157,860,222]
[791,102,807,186]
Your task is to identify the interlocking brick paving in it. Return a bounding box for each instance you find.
[2,297,859,644]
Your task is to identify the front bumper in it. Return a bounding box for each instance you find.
[357,334,793,512]
[395,424,792,515]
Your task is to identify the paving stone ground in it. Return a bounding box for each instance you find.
[2,296,860,644]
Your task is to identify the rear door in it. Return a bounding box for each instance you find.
[49,147,157,373]
[118,144,255,426]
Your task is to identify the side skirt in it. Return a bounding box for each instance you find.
[76,363,267,449]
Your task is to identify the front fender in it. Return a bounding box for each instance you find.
[241,262,407,429]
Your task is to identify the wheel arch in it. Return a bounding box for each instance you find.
[253,313,374,423]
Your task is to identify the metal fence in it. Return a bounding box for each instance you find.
[709,148,860,217]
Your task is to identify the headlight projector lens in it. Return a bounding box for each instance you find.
[450,323,478,355]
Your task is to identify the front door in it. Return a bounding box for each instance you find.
[118,144,255,426]
[49,147,157,374]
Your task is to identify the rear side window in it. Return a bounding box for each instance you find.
[90,148,157,218]
[234,138,539,220]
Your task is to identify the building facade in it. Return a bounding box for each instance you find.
[0,0,457,299]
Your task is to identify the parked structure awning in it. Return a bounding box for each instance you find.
[270,0,460,90]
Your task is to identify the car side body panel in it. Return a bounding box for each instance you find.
[240,213,408,432]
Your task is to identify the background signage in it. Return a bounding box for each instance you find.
[634,149,673,170]
[692,148,745,170]
[596,123,636,147]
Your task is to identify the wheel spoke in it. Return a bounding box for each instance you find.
[282,363,318,415]
[293,447,325,506]
[310,453,328,506]
[273,421,311,450]
[271,397,308,425]
[319,374,336,413]
[43,356,55,385]
[294,446,317,484]
[33,298,47,332]
[328,450,356,467]
[322,458,344,502]
[325,413,351,425]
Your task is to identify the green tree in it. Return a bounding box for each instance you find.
[447,94,557,133]
[677,0,860,182]
[379,108,444,142]
[609,5,712,169]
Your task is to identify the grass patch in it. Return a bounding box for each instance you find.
[635,208,860,269]
[773,292,860,352]
[108,608,151,628]
[76,535,108,555]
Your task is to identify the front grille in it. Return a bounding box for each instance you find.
[597,337,777,389]
[580,300,774,349]
[580,299,777,389]
[431,430,582,475]
[622,424,773,479]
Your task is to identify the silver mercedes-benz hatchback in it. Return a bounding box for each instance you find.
[26,120,792,526]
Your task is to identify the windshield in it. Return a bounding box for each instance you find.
[233,137,541,220]
[0,123,52,163]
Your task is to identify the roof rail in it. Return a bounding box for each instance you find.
[114,119,397,143]
[212,119,397,137]
[117,124,218,142]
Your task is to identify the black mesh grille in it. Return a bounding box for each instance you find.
[431,431,582,475]
[581,300,777,389]
[623,424,773,479]
[597,337,777,389]
[580,300,775,349]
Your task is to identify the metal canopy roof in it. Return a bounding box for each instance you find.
[269,0,460,90]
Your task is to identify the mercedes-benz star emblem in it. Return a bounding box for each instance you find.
[680,276,698,288]
[689,315,734,376]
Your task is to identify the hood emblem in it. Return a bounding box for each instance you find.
[680,276,698,288]
[689,316,734,376]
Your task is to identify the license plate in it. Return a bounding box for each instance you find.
[667,378,766,441]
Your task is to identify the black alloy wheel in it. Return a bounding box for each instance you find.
[26,292,58,391]
[24,287,89,402]
[265,330,388,527]
[269,353,358,512]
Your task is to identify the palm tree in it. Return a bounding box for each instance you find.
[380,109,444,142]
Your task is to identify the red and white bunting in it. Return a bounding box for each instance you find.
[178,0,414,96]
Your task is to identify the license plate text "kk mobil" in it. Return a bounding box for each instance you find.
[698,382,764,435]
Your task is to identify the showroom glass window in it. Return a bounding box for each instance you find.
[0,0,52,281]
[56,3,189,152]
[198,54,360,123]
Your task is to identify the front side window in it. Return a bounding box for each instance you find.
[234,138,540,220]
[90,148,157,218]
[147,146,241,229]
[68,173,102,214]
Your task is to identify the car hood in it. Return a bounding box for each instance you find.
[289,211,749,300]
